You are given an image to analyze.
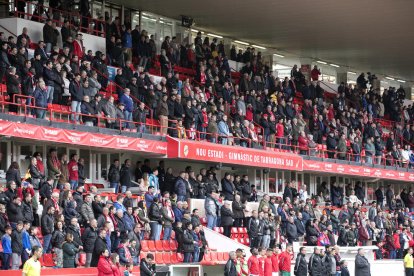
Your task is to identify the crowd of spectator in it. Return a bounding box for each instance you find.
[3,2,414,172]
[0,143,392,276]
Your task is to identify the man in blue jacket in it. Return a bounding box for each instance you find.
[218,114,231,145]
[174,171,187,202]
[119,88,134,129]
[33,80,48,119]
[122,28,132,62]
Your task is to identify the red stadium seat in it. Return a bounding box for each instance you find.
[155,252,164,264]
[210,252,218,262]
[147,240,156,251]
[170,253,179,264]
[162,240,171,251]
[141,240,149,252]
[176,253,184,262]
[162,252,171,264]
[217,252,225,262]
[170,240,178,251]
[155,240,164,251]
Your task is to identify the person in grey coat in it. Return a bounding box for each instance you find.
[88,71,102,96]
[355,248,371,276]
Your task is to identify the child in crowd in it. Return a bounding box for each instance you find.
[1,226,12,270]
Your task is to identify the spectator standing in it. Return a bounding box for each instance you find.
[120,159,132,193]
[62,233,79,268]
[51,221,65,268]
[68,154,79,190]
[2,226,12,270]
[294,246,308,276]
[224,251,237,276]
[148,197,162,241]
[11,221,23,270]
[161,199,175,240]
[119,88,134,129]
[220,201,234,238]
[108,159,120,193]
[81,219,98,267]
[355,248,371,276]
[182,223,195,263]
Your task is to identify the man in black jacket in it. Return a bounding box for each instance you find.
[66,217,84,251]
[120,159,132,193]
[41,206,55,253]
[140,253,156,276]
[294,247,308,276]
[148,197,162,241]
[308,247,324,276]
[22,193,34,225]
[224,251,237,276]
[375,186,384,208]
[295,212,306,241]
[108,159,120,193]
[81,219,98,267]
[7,196,24,225]
[11,221,24,270]
[286,217,298,243]
[91,227,108,267]
[247,210,263,248]
[283,181,293,202]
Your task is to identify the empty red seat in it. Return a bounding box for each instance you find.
[203,252,212,262]
[170,240,178,251]
[155,240,164,251]
[162,240,171,251]
[162,252,171,264]
[170,253,179,264]
[238,227,247,234]
[217,252,225,262]
[155,252,164,264]
[176,253,184,262]
[141,240,149,252]
[223,252,229,261]
[210,252,218,262]
[147,240,156,251]
[213,227,221,233]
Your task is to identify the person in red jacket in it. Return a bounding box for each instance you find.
[248,248,261,276]
[276,118,285,148]
[393,229,402,258]
[258,247,266,276]
[311,65,321,81]
[33,152,45,175]
[271,247,280,274]
[73,33,84,60]
[263,248,274,276]
[97,249,118,276]
[67,153,79,190]
[278,244,293,275]
[298,131,308,155]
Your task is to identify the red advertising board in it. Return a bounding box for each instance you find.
[303,160,414,182]
[167,138,303,170]
[0,121,167,155]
